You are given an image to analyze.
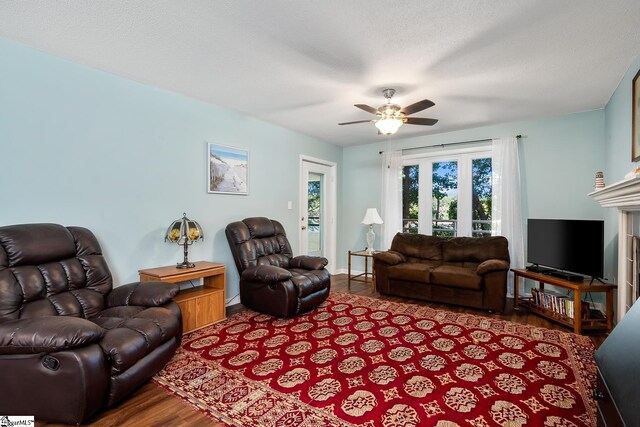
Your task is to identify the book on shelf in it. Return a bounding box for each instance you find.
[530,288,575,319]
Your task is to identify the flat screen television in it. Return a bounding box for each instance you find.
[527,218,604,279]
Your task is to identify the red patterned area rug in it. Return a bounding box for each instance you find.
[154,292,596,427]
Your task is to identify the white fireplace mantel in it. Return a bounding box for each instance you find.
[589,175,640,322]
[589,175,640,210]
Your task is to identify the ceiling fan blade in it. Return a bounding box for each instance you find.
[401,99,435,116]
[354,104,380,115]
[405,117,439,126]
[338,119,374,125]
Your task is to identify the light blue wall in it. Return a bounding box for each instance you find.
[3,34,634,300]
[602,55,640,284]
[0,38,342,302]
[340,110,607,276]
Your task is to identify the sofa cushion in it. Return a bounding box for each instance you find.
[0,223,76,267]
[477,259,510,274]
[430,265,482,290]
[442,236,509,263]
[373,251,405,266]
[290,269,330,298]
[0,317,104,354]
[91,306,181,374]
[388,263,437,284]
[391,233,443,261]
[99,327,148,374]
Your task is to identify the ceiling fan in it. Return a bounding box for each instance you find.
[338,88,438,135]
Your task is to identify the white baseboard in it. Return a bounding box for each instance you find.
[336,268,366,276]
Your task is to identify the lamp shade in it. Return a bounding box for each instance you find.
[361,208,384,225]
[375,118,403,135]
[165,213,204,244]
[165,212,203,268]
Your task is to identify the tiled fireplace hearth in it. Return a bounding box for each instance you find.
[590,175,640,322]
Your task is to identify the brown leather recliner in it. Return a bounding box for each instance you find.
[225,217,330,318]
[0,223,182,424]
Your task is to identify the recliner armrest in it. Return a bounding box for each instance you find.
[373,251,406,266]
[289,255,328,271]
[107,281,179,308]
[242,265,292,283]
[477,259,510,275]
[0,317,105,354]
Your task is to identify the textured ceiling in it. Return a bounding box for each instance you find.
[1,1,639,146]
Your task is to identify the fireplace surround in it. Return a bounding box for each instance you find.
[589,175,640,322]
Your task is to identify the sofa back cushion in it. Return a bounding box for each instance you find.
[442,236,510,263]
[0,224,113,322]
[391,233,443,261]
[225,217,293,273]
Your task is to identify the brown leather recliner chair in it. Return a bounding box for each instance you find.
[0,223,182,424]
[225,217,330,318]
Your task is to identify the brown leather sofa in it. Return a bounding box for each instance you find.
[0,223,182,424]
[225,217,330,318]
[373,233,510,312]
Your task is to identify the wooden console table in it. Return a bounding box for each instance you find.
[512,268,615,334]
[139,261,226,333]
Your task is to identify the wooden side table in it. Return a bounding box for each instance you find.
[139,261,226,333]
[348,250,378,287]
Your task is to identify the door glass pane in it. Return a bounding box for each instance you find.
[472,158,492,237]
[307,173,322,255]
[402,165,419,233]
[432,161,458,237]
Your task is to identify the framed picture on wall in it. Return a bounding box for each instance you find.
[633,69,640,162]
[207,143,249,195]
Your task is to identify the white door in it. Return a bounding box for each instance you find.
[300,157,337,273]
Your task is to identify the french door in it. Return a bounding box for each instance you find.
[402,147,493,238]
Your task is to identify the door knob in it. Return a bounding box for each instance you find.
[301,226,307,230]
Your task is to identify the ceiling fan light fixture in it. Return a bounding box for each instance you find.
[375,117,403,135]
[340,88,437,134]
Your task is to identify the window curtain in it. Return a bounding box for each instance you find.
[491,137,525,296]
[381,150,403,250]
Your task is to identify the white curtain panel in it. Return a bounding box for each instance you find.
[491,137,525,296]
[381,150,403,250]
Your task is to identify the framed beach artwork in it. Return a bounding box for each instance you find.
[207,143,249,195]
[633,68,640,162]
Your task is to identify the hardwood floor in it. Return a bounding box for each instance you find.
[41,273,607,426]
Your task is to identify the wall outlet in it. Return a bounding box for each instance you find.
[287,201,292,210]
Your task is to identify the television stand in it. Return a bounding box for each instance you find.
[512,268,615,334]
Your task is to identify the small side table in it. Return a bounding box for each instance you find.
[348,250,378,287]
[139,261,226,333]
